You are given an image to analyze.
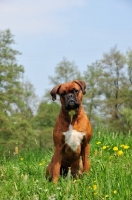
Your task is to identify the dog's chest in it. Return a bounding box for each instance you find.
[63,124,85,151]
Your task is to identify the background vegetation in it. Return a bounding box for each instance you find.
[0,29,132,155]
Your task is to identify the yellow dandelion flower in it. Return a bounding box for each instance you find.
[39,161,45,166]
[39,163,43,166]
[93,185,97,190]
[105,194,109,198]
[113,146,118,151]
[117,150,123,156]
[102,146,107,150]
[96,141,101,145]
[123,145,130,149]
[113,190,117,194]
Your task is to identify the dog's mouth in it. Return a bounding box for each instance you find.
[68,100,75,106]
[65,99,79,111]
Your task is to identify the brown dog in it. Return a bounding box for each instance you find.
[46,80,92,183]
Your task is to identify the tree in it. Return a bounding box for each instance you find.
[100,46,127,131]
[0,29,24,114]
[49,57,81,85]
[83,61,103,123]
[126,49,132,84]
[119,49,132,133]
[0,30,36,153]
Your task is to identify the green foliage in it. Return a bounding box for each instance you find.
[0,111,14,142]
[0,129,132,200]
[0,113,34,154]
[33,102,60,129]
[120,107,132,133]
[0,29,24,114]
[83,61,103,121]
[126,49,132,84]
[0,30,36,154]
[20,79,39,116]
[101,46,126,121]
[80,47,132,133]
[86,46,131,133]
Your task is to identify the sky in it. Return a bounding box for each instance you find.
[0,0,132,98]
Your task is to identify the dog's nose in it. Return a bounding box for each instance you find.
[67,93,74,99]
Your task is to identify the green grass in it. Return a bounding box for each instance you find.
[0,131,132,200]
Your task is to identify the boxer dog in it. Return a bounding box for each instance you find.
[46,80,92,183]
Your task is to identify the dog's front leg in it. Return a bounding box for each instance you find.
[81,142,90,172]
[52,145,62,183]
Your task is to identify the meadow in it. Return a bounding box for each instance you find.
[0,129,132,200]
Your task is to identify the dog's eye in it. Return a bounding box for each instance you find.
[60,91,66,97]
[74,89,79,94]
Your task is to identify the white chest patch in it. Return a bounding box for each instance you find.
[63,124,85,151]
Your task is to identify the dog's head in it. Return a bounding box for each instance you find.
[50,80,86,111]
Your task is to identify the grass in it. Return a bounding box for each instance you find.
[0,130,132,200]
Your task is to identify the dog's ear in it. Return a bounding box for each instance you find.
[50,84,61,101]
[73,80,86,95]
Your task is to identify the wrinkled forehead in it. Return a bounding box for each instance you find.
[59,82,80,93]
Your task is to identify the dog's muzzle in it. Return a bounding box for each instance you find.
[65,93,79,110]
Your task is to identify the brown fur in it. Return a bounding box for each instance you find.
[46,80,92,183]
